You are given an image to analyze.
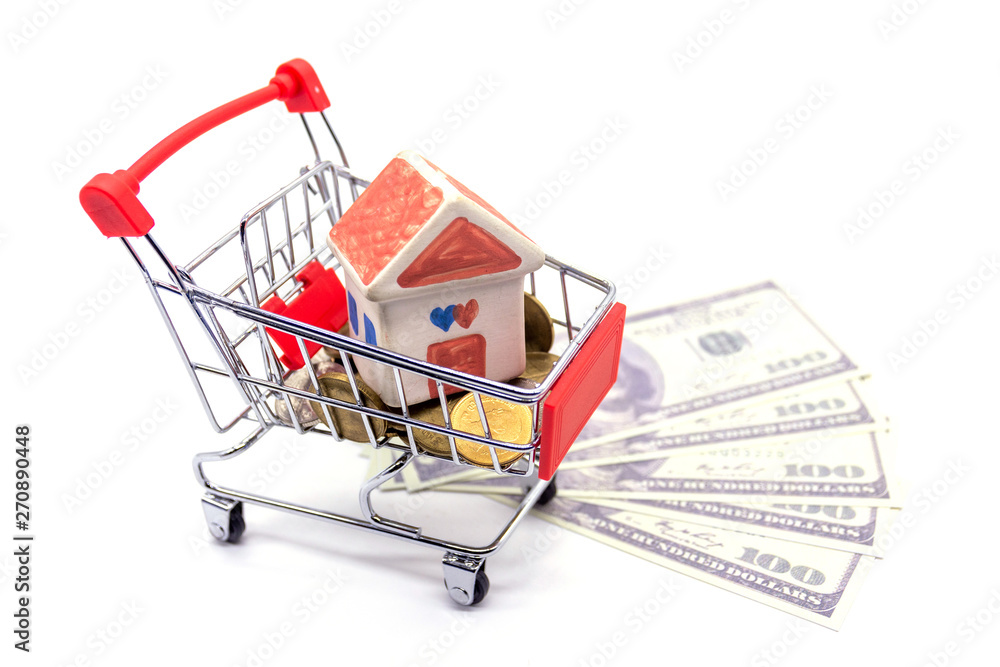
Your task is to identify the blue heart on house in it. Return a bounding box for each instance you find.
[430,305,455,332]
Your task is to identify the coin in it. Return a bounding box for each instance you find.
[321,321,352,361]
[450,394,533,468]
[388,397,463,457]
[506,376,540,390]
[308,372,388,442]
[274,357,345,427]
[524,292,554,354]
[523,351,560,384]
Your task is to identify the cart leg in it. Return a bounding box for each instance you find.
[442,553,490,606]
[523,473,558,506]
[359,451,422,537]
[537,473,558,506]
[202,494,245,543]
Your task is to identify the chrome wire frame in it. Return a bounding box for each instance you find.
[123,110,615,564]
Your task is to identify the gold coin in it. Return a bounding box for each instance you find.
[451,394,533,468]
[308,372,388,442]
[523,351,559,384]
[388,397,463,457]
[321,321,352,361]
[524,292,554,354]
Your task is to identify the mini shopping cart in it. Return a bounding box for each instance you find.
[80,59,625,605]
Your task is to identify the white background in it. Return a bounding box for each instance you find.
[3,0,999,665]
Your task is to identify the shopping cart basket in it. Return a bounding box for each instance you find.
[80,59,626,605]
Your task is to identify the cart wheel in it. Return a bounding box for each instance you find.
[537,475,558,506]
[443,553,489,606]
[226,504,246,543]
[202,495,245,543]
[471,568,490,605]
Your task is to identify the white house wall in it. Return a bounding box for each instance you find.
[342,273,526,408]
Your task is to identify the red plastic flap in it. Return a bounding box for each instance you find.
[260,261,348,369]
[538,303,626,480]
[80,170,154,238]
[273,59,330,113]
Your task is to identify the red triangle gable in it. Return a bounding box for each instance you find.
[422,156,532,242]
[396,217,522,288]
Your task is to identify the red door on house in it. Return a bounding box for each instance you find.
[426,334,486,396]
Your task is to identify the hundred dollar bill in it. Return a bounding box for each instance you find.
[560,431,897,507]
[403,379,882,490]
[566,379,884,466]
[578,498,889,556]
[391,282,868,491]
[574,282,866,444]
[393,377,881,491]
[515,497,873,629]
[429,469,890,555]
[438,430,896,507]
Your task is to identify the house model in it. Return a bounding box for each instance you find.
[326,151,546,407]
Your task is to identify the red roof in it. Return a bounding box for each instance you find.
[329,157,444,286]
[328,152,543,296]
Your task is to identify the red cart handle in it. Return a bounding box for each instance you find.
[80,58,330,238]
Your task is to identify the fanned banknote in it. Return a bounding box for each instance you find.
[577,282,867,444]
[558,431,897,507]
[568,379,884,461]
[502,496,873,629]
[578,499,890,556]
[371,282,893,629]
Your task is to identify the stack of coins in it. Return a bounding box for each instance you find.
[385,397,459,456]
[273,350,344,427]
[307,372,389,442]
[523,292,554,354]
[301,292,555,460]
[522,351,559,385]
